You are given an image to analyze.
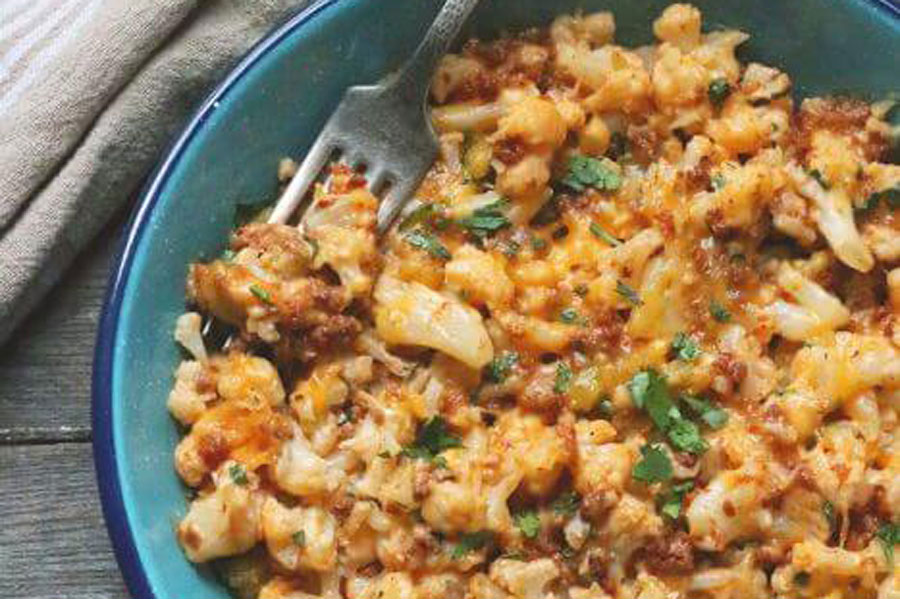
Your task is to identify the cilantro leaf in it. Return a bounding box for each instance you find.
[877,522,900,563]
[402,417,462,465]
[249,284,273,305]
[405,230,451,260]
[632,444,673,484]
[561,155,623,193]
[616,280,642,306]
[485,351,519,384]
[292,530,306,546]
[671,332,701,361]
[860,186,900,213]
[658,480,694,520]
[808,168,831,190]
[228,463,249,486]
[451,531,492,559]
[681,394,729,429]
[629,370,675,430]
[400,203,445,231]
[823,500,836,534]
[667,418,709,455]
[514,510,542,539]
[457,200,511,239]
[554,362,573,394]
[589,223,622,246]
[709,300,731,323]
[559,307,583,325]
[551,491,581,516]
[710,173,726,191]
[708,78,731,108]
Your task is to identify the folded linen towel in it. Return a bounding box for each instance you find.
[0,0,309,347]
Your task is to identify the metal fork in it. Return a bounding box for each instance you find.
[269,0,481,234]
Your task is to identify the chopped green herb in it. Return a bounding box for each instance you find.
[401,416,462,465]
[794,572,811,587]
[432,455,449,469]
[405,230,451,260]
[228,463,249,486]
[292,530,306,546]
[597,397,614,419]
[709,300,731,323]
[221,249,236,262]
[551,491,581,516]
[667,418,709,455]
[589,222,622,246]
[616,280,642,306]
[514,510,542,539]
[561,154,623,193]
[671,332,701,361]
[559,307,582,325]
[399,203,442,231]
[451,531,492,559]
[249,284,273,305]
[485,351,519,384]
[629,370,679,432]
[876,522,900,563]
[457,200,511,239]
[681,394,729,429]
[502,551,527,561]
[708,78,732,108]
[860,186,900,213]
[554,362,574,394]
[710,173,726,191]
[530,235,548,251]
[632,444,673,484]
[658,480,694,520]
[808,169,831,190]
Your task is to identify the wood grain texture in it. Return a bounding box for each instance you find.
[0,443,128,598]
[0,215,122,443]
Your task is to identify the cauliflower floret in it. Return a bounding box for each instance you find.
[432,55,488,104]
[686,468,773,551]
[215,352,285,408]
[374,275,494,368]
[305,186,378,296]
[597,495,664,584]
[765,262,850,342]
[176,461,262,562]
[489,558,560,599]
[652,43,709,109]
[490,409,570,496]
[550,12,616,47]
[496,96,567,150]
[574,430,635,500]
[653,4,702,51]
[167,360,215,426]
[355,572,416,599]
[803,421,869,517]
[496,154,552,199]
[174,312,207,362]
[261,497,337,572]
[273,424,344,497]
[445,244,515,308]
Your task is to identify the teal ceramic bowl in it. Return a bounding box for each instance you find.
[93,0,899,597]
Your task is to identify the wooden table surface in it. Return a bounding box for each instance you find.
[0,215,130,599]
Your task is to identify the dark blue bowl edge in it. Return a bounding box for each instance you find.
[91,1,336,597]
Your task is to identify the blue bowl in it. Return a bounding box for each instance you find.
[93,0,899,597]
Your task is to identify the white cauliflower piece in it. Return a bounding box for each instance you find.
[489,558,560,599]
[176,461,262,562]
[174,311,207,362]
[445,244,515,308]
[766,263,850,341]
[261,497,337,572]
[374,275,494,368]
[686,468,773,551]
[167,360,215,426]
[273,425,344,497]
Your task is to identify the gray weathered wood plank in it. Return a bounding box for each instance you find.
[0,442,128,598]
[0,215,122,443]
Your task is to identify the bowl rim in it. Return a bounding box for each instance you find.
[91,0,337,596]
[92,0,899,597]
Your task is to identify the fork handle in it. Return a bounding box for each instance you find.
[389,0,480,102]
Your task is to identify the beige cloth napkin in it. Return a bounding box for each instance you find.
[0,0,309,346]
